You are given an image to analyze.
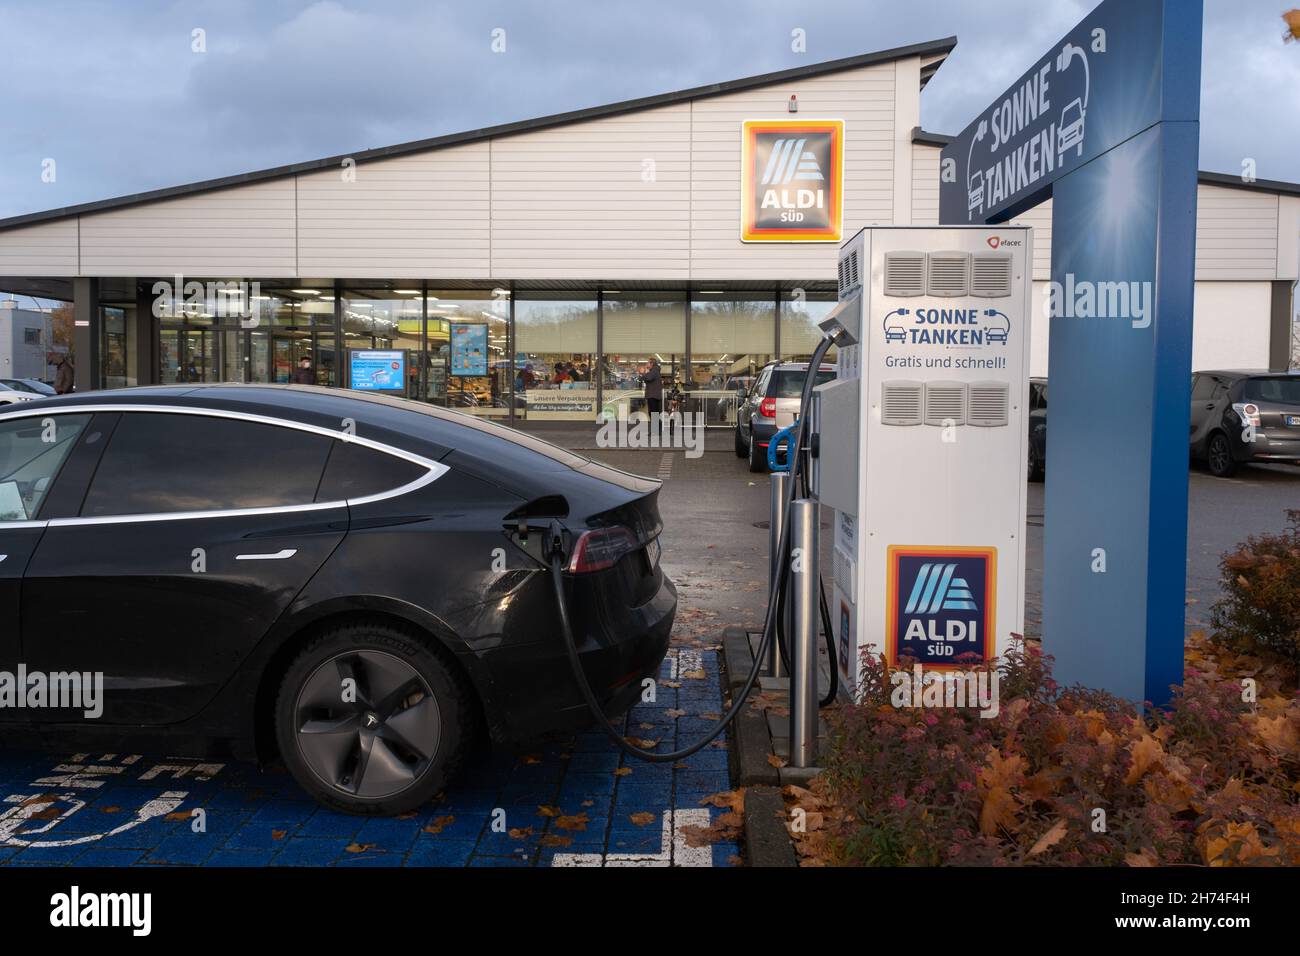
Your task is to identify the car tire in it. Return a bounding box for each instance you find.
[1027,442,1044,482]
[734,425,746,458]
[1206,432,1237,478]
[274,621,474,816]
[748,432,767,473]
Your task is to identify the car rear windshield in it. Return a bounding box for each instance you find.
[771,369,835,398]
[1243,377,1300,406]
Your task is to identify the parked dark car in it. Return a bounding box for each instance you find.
[0,384,674,814]
[1190,370,1300,477]
[1026,370,1300,481]
[1027,377,1047,482]
[735,361,835,472]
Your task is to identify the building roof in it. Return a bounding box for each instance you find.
[0,37,957,234]
[909,128,1300,198]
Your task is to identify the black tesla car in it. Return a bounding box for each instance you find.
[0,385,675,814]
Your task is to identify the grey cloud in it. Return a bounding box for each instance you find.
[0,0,1295,219]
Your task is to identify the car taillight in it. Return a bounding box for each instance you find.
[568,526,640,574]
[759,397,776,419]
[1232,402,1261,427]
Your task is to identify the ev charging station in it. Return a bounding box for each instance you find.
[814,226,1033,694]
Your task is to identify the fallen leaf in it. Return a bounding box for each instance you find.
[422,815,455,834]
[629,811,657,826]
[1027,819,1068,857]
[344,842,375,854]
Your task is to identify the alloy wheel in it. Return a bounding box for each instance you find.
[294,650,441,799]
[1208,435,1231,475]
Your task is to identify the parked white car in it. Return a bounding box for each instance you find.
[0,383,35,405]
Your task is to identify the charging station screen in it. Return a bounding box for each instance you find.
[887,546,996,667]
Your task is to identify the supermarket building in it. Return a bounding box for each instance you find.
[0,36,1296,421]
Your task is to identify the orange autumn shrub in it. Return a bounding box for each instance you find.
[1211,508,1300,681]
[822,640,1300,866]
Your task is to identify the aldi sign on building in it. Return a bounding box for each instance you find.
[740,119,843,242]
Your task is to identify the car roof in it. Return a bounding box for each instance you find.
[0,383,528,459]
[4,382,662,497]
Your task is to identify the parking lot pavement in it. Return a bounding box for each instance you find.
[0,648,739,868]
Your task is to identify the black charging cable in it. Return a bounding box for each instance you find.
[548,336,834,762]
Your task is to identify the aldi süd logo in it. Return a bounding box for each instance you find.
[886,546,996,667]
[740,119,843,242]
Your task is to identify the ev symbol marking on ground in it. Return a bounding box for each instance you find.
[0,754,223,848]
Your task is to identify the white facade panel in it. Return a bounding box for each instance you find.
[0,219,79,276]
[79,180,297,277]
[298,143,490,279]
[911,143,940,225]
[1029,279,1276,378]
[689,64,899,280]
[489,104,692,280]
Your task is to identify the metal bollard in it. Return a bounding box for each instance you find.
[767,473,789,678]
[788,498,819,768]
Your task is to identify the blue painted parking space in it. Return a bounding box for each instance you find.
[0,648,739,867]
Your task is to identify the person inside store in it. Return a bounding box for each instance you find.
[640,357,663,416]
[291,356,315,385]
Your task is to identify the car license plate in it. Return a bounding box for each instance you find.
[1287,415,1300,427]
[646,537,661,569]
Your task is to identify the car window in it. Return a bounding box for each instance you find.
[1191,375,1215,401]
[0,413,91,521]
[1244,377,1300,405]
[316,440,428,502]
[771,369,835,398]
[81,412,333,517]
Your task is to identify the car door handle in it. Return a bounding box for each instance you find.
[235,549,298,561]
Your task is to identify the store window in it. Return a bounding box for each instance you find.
[690,290,775,425]
[427,289,511,417]
[602,291,686,419]
[155,279,338,386]
[257,282,337,386]
[515,292,597,421]
[780,286,839,363]
[342,286,422,396]
[100,305,139,389]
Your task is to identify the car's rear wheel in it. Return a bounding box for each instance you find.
[748,432,767,473]
[1206,432,1237,478]
[274,622,472,815]
[734,425,746,457]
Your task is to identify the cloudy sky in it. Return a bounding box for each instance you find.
[0,0,1296,219]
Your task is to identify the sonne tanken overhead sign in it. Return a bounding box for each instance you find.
[939,0,1180,224]
[741,119,843,242]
